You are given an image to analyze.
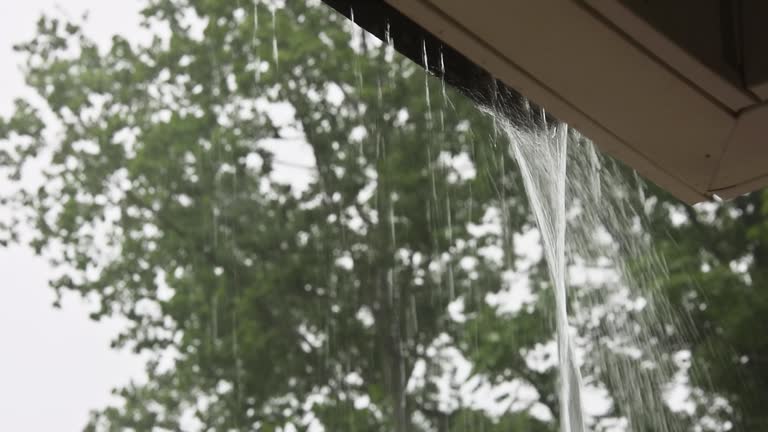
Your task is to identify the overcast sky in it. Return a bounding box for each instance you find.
[0,2,146,430]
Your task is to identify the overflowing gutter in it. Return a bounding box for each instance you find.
[321,0,768,204]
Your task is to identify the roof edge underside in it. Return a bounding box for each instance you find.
[320,0,768,204]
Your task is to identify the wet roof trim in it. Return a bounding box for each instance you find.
[320,0,768,204]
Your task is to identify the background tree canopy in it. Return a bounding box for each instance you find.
[1,0,766,431]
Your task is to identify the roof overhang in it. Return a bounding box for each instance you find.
[321,0,768,204]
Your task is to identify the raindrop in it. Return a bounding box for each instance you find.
[271,3,278,68]
[253,0,261,82]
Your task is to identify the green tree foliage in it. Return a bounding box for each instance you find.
[0,1,556,430]
[3,0,766,431]
[647,189,768,431]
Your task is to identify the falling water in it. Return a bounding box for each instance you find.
[489,94,696,431]
[502,108,586,432]
[271,3,279,68]
[421,41,433,124]
[350,8,365,94]
[421,41,438,213]
[253,0,261,82]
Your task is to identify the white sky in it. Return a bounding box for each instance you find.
[0,2,146,431]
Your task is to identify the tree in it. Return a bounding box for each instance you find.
[6,1,765,431]
[1,1,556,430]
[647,187,768,431]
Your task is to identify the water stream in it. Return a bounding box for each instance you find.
[491,96,695,431]
[501,107,586,432]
